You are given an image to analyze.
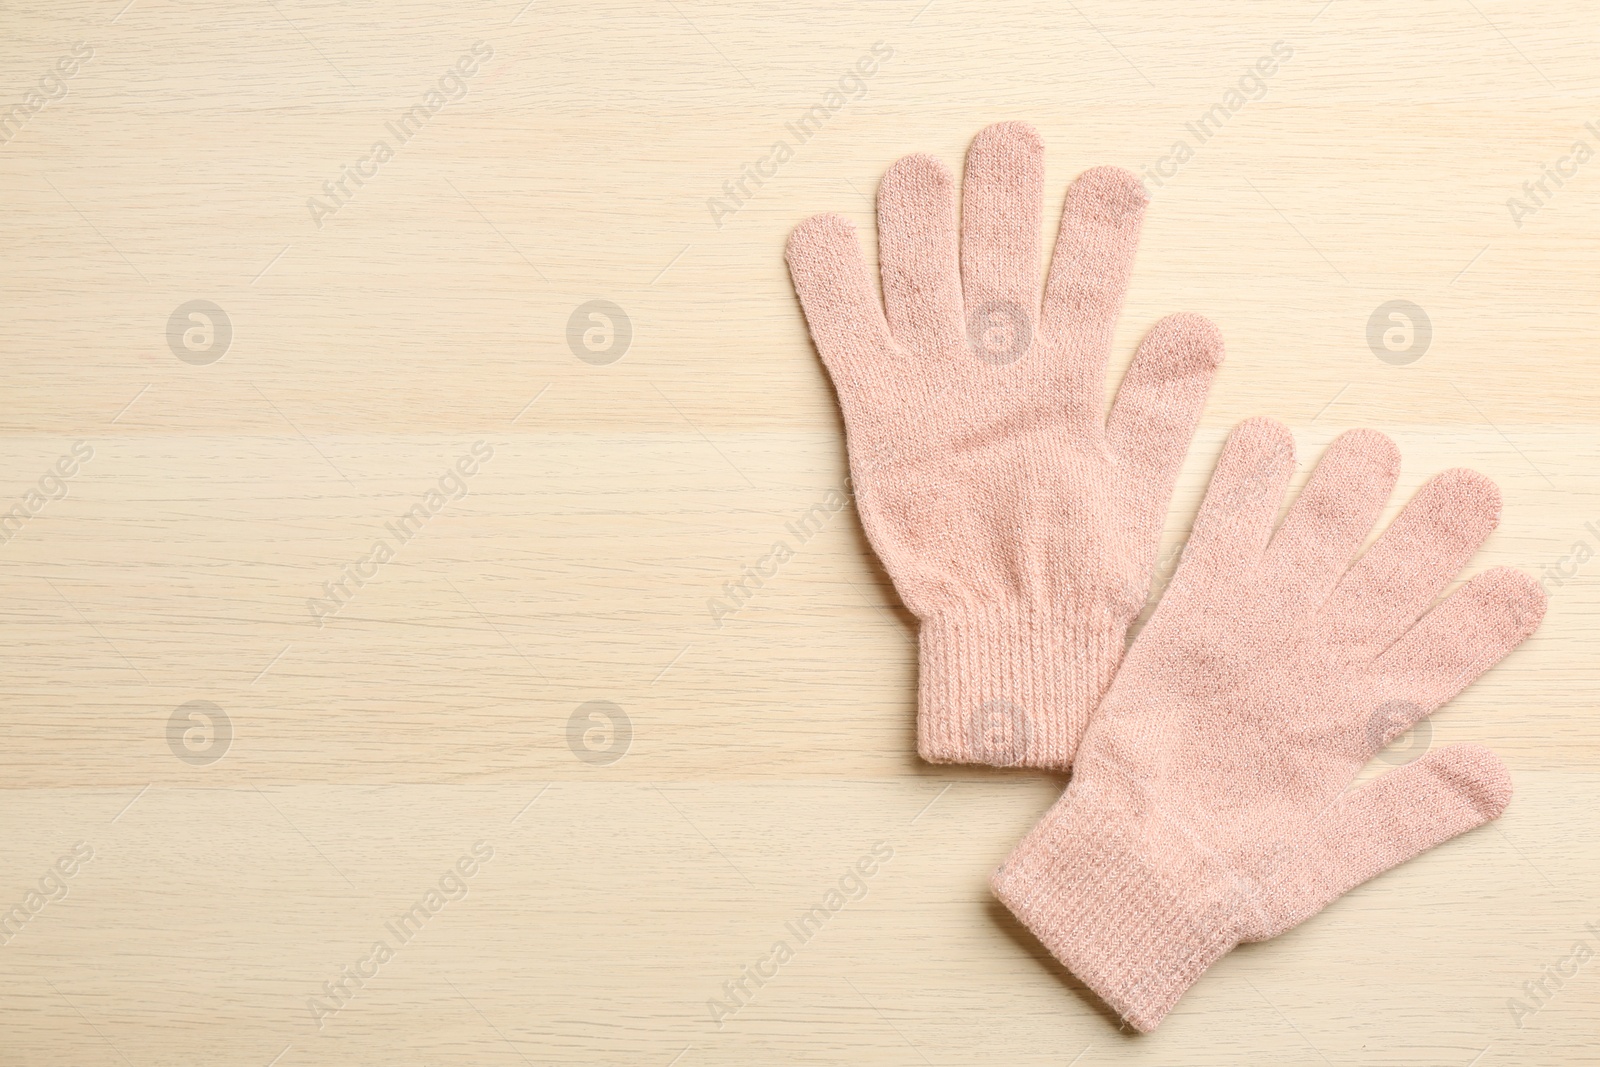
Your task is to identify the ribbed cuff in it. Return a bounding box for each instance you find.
[916,603,1124,769]
[990,784,1241,1032]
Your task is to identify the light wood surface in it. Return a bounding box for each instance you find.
[2,1,1597,1063]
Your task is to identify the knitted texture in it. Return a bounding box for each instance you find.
[786,121,1225,769]
[992,419,1546,1030]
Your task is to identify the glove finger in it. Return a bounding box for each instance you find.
[878,152,965,357]
[1038,166,1147,426]
[1105,313,1226,534]
[1318,468,1500,658]
[787,213,897,411]
[1179,417,1296,578]
[1369,566,1545,720]
[1261,429,1399,618]
[960,122,1043,362]
[1255,744,1510,939]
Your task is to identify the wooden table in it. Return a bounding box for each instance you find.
[2,1,1595,1063]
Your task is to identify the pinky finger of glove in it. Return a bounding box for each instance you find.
[1252,743,1511,940]
[1104,312,1226,533]
[787,213,898,405]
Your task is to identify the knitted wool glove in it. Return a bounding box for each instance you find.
[991,419,1546,1031]
[786,121,1224,769]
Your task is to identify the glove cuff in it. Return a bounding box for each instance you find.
[989,785,1240,1032]
[916,603,1124,770]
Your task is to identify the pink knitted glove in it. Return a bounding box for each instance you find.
[991,419,1546,1031]
[786,122,1224,769]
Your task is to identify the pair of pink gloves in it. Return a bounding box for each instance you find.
[786,122,1545,1031]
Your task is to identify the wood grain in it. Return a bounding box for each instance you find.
[1,1,1596,1063]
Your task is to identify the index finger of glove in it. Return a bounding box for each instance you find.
[1317,468,1501,658]
[1369,566,1546,720]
